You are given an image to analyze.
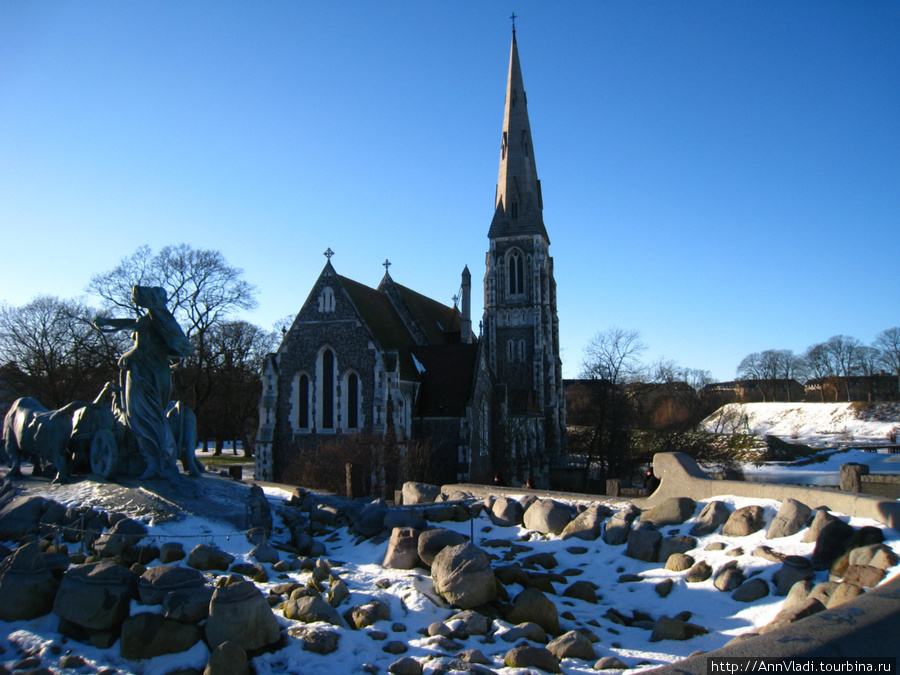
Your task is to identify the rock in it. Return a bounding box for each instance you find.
[187,544,235,571]
[714,567,744,592]
[345,600,391,629]
[848,544,899,570]
[760,598,825,634]
[842,564,886,588]
[625,527,661,562]
[812,518,854,570]
[775,556,814,596]
[0,541,58,621]
[690,501,731,537]
[389,657,423,675]
[561,504,612,541]
[163,585,215,624]
[383,641,408,654]
[448,609,490,635]
[120,612,203,659]
[284,594,345,627]
[158,542,185,564]
[204,641,249,675]
[432,543,497,609]
[658,535,697,562]
[417,528,468,568]
[383,527,422,570]
[684,560,712,583]
[92,518,147,558]
[138,565,206,605]
[505,645,561,673]
[752,545,786,563]
[522,551,558,570]
[767,498,812,540]
[506,587,560,635]
[494,562,530,587]
[288,624,341,654]
[649,616,708,642]
[722,505,765,537]
[328,577,350,607]
[524,499,574,535]
[603,504,641,546]
[501,621,548,643]
[250,543,280,565]
[828,583,865,607]
[456,649,492,664]
[595,656,629,670]
[402,482,441,505]
[0,495,47,541]
[246,483,273,538]
[731,578,769,603]
[783,580,814,609]
[205,581,281,652]
[563,580,599,604]
[642,497,696,527]
[803,508,839,543]
[665,553,695,572]
[53,559,139,632]
[656,579,674,598]
[706,542,727,551]
[806,581,839,607]
[488,497,524,527]
[547,630,596,661]
[353,500,390,538]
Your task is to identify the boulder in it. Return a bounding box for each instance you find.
[563,580,599,604]
[848,543,899,570]
[345,599,391,629]
[0,495,47,541]
[806,581,839,607]
[417,528,468,568]
[432,543,497,609]
[802,508,839,543]
[159,542,186,564]
[138,565,207,605]
[732,578,770,603]
[603,504,641,546]
[722,505,765,537]
[447,609,490,636]
[288,624,341,654]
[204,641,249,675]
[501,621,548,643]
[775,556,815,596]
[767,499,812,540]
[120,612,203,660]
[353,500,390,538]
[383,527,422,570]
[504,645,561,673]
[842,564,886,589]
[250,543,280,565]
[812,518,854,570]
[53,559,139,632]
[656,579,675,598]
[187,544,235,571]
[0,541,58,621]
[401,482,440,505]
[506,586,560,635]
[488,497,524,527]
[388,657,424,675]
[162,585,215,624]
[658,535,697,562]
[642,497,696,527]
[283,594,345,627]
[547,629,596,661]
[684,560,712,583]
[92,518,147,558]
[759,598,825,634]
[625,527,661,562]
[665,553,694,572]
[205,581,281,652]
[689,500,731,537]
[523,499,574,535]
[714,567,744,592]
[828,583,866,607]
[649,616,708,642]
[595,656,630,670]
[560,504,611,541]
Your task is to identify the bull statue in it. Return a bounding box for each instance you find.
[3,397,88,483]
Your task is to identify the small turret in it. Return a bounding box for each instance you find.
[460,265,472,343]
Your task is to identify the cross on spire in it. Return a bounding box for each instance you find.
[510,12,517,31]
[323,247,335,260]
[383,259,391,272]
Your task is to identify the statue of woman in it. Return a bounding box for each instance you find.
[95,285,192,479]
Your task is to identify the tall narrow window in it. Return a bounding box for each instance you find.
[508,251,525,296]
[321,349,334,429]
[347,373,359,429]
[318,287,335,313]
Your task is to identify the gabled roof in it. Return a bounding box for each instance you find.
[391,280,462,345]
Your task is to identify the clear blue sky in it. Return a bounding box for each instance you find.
[2,2,898,382]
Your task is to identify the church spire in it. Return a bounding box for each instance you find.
[489,27,548,241]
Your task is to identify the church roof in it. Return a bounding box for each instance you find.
[391,281,462,345]
[489,29,548,242]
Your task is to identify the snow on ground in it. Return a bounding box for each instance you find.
[3,476,900,674]
[739,447,900,486]
[700,402,900,446]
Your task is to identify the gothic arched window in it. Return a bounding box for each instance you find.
[291,372,310,431]
[318,287,335,313]
[318,348,336,430]
[343,371,360,430]
[508,251,525,297]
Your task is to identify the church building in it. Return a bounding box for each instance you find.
[255,27,566,489]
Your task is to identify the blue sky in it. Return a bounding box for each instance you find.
[1,2,898,382]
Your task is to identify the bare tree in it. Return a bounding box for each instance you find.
[825,335,861,401]
[874,327,900,400]
[581,327,646,385]
[802,342,836,402]
[88,244,258,423]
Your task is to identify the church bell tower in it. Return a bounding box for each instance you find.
[483,26,566,473]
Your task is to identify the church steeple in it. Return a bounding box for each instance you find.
[489,28,548,241]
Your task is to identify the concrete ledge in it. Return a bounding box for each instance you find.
[639,452,900,529]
